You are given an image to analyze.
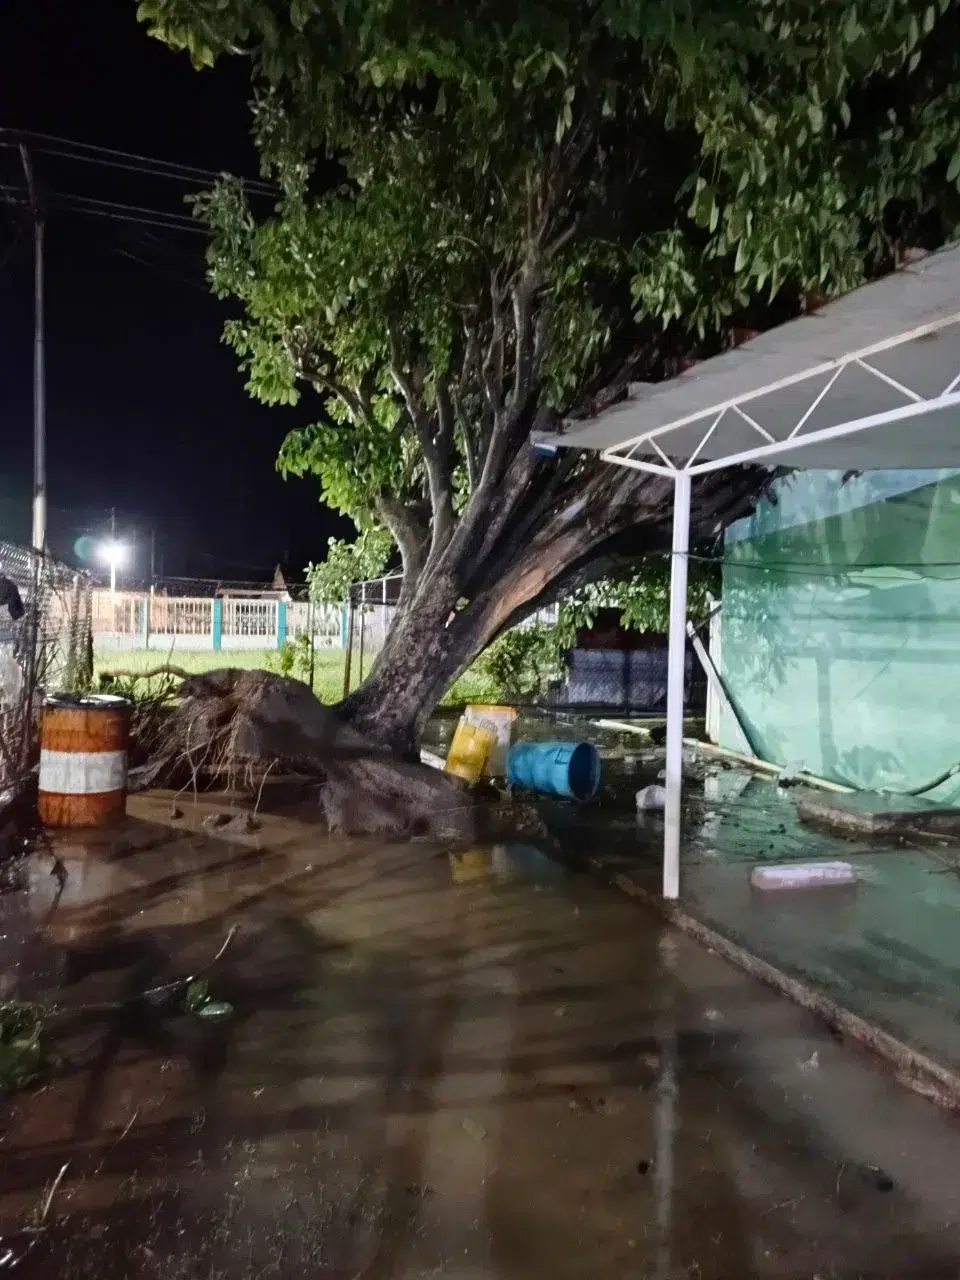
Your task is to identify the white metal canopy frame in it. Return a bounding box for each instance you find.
[534,238,960,899]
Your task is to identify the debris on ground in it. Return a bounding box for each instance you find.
[183,979,233,1021]
[461,1117,487,1141]
[0,1002,58,1094]
[636,784,666,812]
[568,1092,625,1116]
[202,811,260,836]
[795,787,960,841]
[860,1163,895,1192]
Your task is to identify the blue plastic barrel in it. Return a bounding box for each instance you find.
[506,741,601,801]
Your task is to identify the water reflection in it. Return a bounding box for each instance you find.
[0,797,959,1278]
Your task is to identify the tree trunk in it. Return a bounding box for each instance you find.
[339,574,486,757]
[338,465,764,758]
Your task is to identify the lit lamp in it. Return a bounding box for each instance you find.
[98,539,129,594]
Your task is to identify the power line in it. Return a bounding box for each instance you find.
[61,205,208,235]
[0,185,208,235]
[0,128,277,196]
[52,190,205,233]
[113,246,209,293]
[7,143,278,199]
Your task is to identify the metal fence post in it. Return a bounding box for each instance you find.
[357,592,366,684]
[342,596,355,698]
[277,600,287,649]
[212,598,222,651]
[308,600,316,692]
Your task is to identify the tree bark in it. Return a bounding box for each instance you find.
[338,569,474,757]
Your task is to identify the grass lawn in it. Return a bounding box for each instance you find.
[93,647,491,707]
[95,647,349,703]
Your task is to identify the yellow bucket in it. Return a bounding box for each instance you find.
[449,849,491,884]
[444,720,496,784]
[464,704,517,776]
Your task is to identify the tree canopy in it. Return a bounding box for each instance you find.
[138,0,960,747]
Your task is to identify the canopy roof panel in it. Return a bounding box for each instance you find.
[536,240,960,475]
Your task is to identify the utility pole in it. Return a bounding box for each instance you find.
[150,529,157,592]
[109,508,117,594]
[18,144,45,553]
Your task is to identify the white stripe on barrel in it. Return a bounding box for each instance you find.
[39,748,127,796]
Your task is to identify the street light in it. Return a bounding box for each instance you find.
[98,539,129,594]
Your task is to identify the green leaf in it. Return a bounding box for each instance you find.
[184,980,211,1013]
[290,0,311,33]
[197,1001,234,1020]
[948,148,960,184]
[843,8,863,43]
[688,179,716,230]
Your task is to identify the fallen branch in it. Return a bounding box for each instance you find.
[0,1160,72,1270]
[109,1108,140,1151]
[37,1163,69,1229]
[141,923,239,1005]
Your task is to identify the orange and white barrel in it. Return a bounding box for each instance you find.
[38,694,132,828]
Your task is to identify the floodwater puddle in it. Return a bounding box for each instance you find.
[0,791,960,1278]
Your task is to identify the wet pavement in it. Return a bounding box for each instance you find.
[2,793,960,1278]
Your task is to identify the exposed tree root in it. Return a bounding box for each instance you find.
[99,665,192,682]
[142,668,478,843]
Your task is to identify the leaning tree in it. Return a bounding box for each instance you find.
[139,0,960,756]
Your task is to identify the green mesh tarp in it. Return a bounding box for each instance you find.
[720,469,960,800]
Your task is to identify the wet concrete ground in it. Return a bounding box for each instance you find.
[2,793,960,1278]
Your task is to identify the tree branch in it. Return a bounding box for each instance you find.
[386,319,454,553]
[454,325,482,490]
[509,261,542,413]
[291,340,371,421]
[451,385,479,491]
[480,273,508,434]
[375,495,429,598]
[470,437,577,575]
[434,373,456,489]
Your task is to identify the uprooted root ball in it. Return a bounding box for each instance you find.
[137,668,478,843]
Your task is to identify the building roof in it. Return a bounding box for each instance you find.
[535,240,960,475]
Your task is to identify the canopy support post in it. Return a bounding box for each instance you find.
[663,471,691,900]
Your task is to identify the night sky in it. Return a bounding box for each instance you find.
[0,0,349,585]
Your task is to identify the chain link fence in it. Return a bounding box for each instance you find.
[0,541,93,806]
[553,646,705,711]
[340,574,704,712]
